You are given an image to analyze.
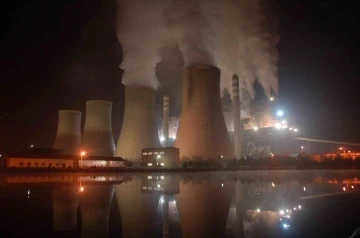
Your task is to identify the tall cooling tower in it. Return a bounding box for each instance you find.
[162,95,170,147]
[176,179,233,237]
[174,65,234,160]
[53,110,82,154]
[79,185,114,238]
[114,179,160,237]
[51,186,79,231]
[81,100,115,156]
[232,75,243,159]
[115,86,160,161]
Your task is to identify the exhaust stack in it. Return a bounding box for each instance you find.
[115,86,160,162]
[53,110,82,154]
[232,75,242,159]
[81,100,115,156]
[162,95,170,147]
[174,65,234,160]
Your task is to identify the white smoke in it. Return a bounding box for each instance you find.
[117,0,279,98]
[116,0,170,89]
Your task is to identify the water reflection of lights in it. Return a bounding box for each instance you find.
[303,186,306,191]
[272,182,275,187]
[79,186,84,192]
[351,185,355,189]
[286,215,291,219]
[283,223,290,229]
[160,196,164,203]
[343,187,346,191]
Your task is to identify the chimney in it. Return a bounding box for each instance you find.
[115,86,160,162]
[232,75,242,159]
[81,100,115,156]
[53,110,82,154]
[163,95,170,147]
[174,65,234,160]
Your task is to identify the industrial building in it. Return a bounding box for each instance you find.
[141,147,179,168]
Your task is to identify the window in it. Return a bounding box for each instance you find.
[147,163,153,166]
[148,176,152,179]
[160,152,164,154]
[160,163,164,166]
[154,152,158,155]
[142,186,147,190]
[148,152,153,155]
[142,152,147,155]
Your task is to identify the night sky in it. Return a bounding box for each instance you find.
[1,0,360,152]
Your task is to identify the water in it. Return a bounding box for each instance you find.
[0,170,359,238]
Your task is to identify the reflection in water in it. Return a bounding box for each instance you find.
[176,175,234,238]
[79,185,114,238]
[51,186,79,231]
[1,170,360,238]
[114,178,160,238]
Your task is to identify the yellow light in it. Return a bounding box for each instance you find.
[351,186,354,189]
[81,151,86,156]
[342,187,346,191]
[80,186,84,192]
[272,182,275,187]
[257,208,261,213]
[339,147,343,150]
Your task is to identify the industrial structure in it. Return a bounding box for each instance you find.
[162,95,170,147]
[174,65,234,160]
[141,147,179,168]
[115,86,160,162]
[232,75,243,159]
[81,100,115,157]
[53,110,82,155]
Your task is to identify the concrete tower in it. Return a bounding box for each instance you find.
[232,75,242,159]
[162,95,170,147]
[114,178,159,237]
[53,110,82,154]
[81,100,115,156]
[51,186,79,231]
[174,65,234,160]
[176,178,233,237]
[79,185,114,238]
[115,86,160,162]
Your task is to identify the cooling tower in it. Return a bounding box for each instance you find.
[79,185,114,238]
[176,179,233,237]
[174,65,234,160]
[53,110,82,154]
[51,186,79,231]
[81,100,115,156]
[232,75,243,159]
[114,178,160,238]
[115,86,160,161]
[162,95,170,147]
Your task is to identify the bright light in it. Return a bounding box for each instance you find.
[293,207,297,211]
[157,155,161,159]
[270,97,274,101]
[275,123,282,129]
[279,210,285,215]
[351,185,354,189]
[221,183,224,187]
[81,151,86,156]
[286,209,289,213]
[339,147,343,150]
[27,189,30,195]
[286,215,291,219]
[160,136,165,142]
[30,144,34,148]
[343,187,346,191]
[157,184,160,188]
[276,110,284,117]
[281,120,286,124]
[253,126,258,131]
[257,208,261,213]
[283,223,290,229]
[221,155,224,158]
[272,182,275,187]
[298,205,302,210]
[294,128,298,132]
[348,151,351,153]
[303,187,306,191]
[80,187,84,192]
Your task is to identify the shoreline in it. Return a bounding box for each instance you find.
[1,167,360,174]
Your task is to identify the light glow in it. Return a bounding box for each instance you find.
[257,208,261,213]
[277,110,284,117]
[80,187,84,192]
[253,126,258,131]
[160,136,165,142]
[279,210,285,215]
[275,123,282,129]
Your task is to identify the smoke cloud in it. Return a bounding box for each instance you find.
[116,0,170,89]
[117,0,279,99]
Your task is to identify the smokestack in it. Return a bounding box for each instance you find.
[115,86,160,162]
[79,185,114,238]
[174,65,234,160]
[232,75,242,159]
[53,110,82,154]
[81,100,115,156]
[51,186,79,231]
[162,95,170,147]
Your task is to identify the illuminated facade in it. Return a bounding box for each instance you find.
[141,147,179,168]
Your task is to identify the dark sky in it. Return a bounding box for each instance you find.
[1,0,360,152]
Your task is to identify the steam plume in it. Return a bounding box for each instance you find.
[116,0,170,89]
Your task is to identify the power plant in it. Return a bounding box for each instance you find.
[81,100,115,157]
[174,65,234,160]
[115,86,160,162]
[53,110,82,155]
